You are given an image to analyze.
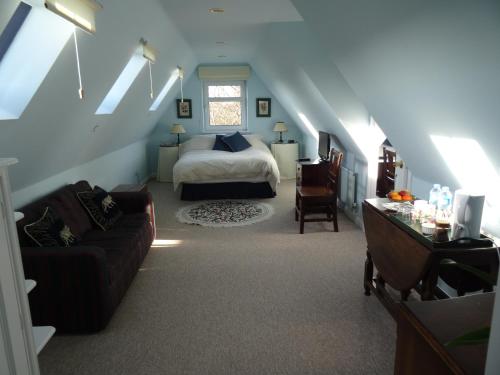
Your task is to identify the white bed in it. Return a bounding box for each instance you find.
[173,134,280,193]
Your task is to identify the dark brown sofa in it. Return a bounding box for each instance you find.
[16,181,154,333]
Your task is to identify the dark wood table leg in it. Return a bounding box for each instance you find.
[364,250,374,296]
[421,261,440,301]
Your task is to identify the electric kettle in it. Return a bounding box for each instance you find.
[451,189,485,240]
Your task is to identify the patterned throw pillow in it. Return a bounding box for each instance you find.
[77,186,122,230]
[24,207,80,247]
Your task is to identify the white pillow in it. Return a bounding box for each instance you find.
[179,133,269,155]
[243,133,263,142]
[180,135,216,155]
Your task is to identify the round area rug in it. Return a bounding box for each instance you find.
[176,200,274,227]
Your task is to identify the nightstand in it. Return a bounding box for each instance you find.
[271,142,299,179]
[157,145,179,182]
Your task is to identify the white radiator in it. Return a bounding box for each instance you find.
[340,166,358,211]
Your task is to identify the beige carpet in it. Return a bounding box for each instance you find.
[39,180,395,375]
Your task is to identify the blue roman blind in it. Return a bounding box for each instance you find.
[0,2,31,63]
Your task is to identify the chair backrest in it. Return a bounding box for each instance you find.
[326,149,343,196]
[381,147,396,194]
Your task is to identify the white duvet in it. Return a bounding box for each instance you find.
[173,135,280,192]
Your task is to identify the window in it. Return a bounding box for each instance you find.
[202,80,247,132]
[95,49,147,115]
[97,40,157,115]
[149,71,178,111]
[0,2,74,120]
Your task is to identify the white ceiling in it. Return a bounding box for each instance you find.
[158,0,302,63]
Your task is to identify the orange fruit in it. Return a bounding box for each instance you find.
[402,195,413,201]
[391,194,402,201]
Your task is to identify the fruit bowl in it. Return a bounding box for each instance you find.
[386,190,415,202]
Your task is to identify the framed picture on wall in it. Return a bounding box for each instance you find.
[176,99,192,118]
[256,98,271,117]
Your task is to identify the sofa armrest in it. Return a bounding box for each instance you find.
[21,246,112,332]
[110,191,152,214]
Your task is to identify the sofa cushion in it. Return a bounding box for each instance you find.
[80,213,151,285]
[222,131,251,152]
[24,207,80,247]
[77,186,123,230]
[18,185,94,244]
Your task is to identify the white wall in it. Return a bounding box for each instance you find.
[292,0,500,236]
[12,139,149,208]
[251,22,382,211]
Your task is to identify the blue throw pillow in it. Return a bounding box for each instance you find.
[222,132,251,152]
[213,135,232,152]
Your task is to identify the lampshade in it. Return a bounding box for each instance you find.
[273,122,288,133]
[170,124,186,134]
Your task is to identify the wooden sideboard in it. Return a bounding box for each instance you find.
[362,198,498,315]
[395,293,494,375]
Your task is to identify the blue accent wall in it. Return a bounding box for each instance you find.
[147,67,306,174]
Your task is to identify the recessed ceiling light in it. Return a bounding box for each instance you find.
[209,8,224,14]
[217,55,226,58]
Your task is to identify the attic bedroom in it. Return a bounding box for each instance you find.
[0,0,499,374]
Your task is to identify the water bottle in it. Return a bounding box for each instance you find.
[438,186,453,212]
[429,184,441,208]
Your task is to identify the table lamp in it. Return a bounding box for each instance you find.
[171,124,186,145]
[273,121,288,143]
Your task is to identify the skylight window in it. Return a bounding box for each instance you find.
[0,2,74,120]
[95,49,148,115]
[149,71,179,111]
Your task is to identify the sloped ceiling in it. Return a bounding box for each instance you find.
[4,0,499,208]
[0,0,196,191]
[158,0,302,63]
[250,22,369,163]
[291,0,500,186]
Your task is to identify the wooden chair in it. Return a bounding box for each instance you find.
[295,150,343,234]
[380,147,396,196]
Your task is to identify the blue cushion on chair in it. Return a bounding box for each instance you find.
[222,132,251,152]
[213,135,232,152]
